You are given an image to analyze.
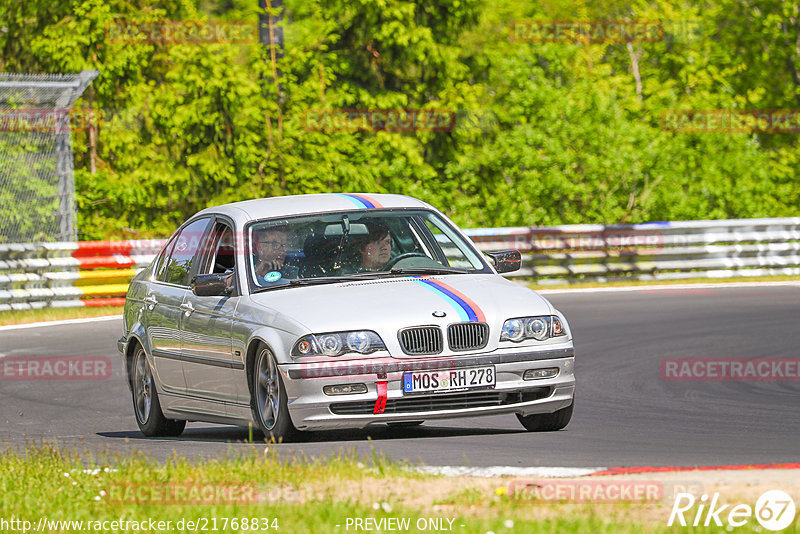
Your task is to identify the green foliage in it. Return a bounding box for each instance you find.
[1,0,798,239]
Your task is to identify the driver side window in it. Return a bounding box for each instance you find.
[198,221,236,275]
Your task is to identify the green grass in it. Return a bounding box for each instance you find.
[1,444,792,533]
[0,305,123,326]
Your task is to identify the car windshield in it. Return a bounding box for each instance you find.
[247,209,489,290]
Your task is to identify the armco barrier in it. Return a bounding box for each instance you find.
[69,239,165,309]
[0,242,81,311]
[463,217,800,284]
[0,239,164,311]
[1,217,799,310]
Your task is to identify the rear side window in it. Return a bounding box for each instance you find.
[160,217,212,286]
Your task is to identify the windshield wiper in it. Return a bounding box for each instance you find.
[251,269,470,293]
[389,267,470,275]
[251,272,387,293]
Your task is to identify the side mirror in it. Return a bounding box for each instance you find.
[486,250,521,274]
[192,271,234,297]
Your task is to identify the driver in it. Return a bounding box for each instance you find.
[357,221,392,272]
[253,225,289,282]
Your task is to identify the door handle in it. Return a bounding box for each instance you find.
[143,296,158,310]
[180,301,195,316]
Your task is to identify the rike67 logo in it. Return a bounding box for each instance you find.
[669,490,796,531]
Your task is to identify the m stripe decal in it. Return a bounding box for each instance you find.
[336,193,384,209]
[412,277,486,323]
[412,279,469,321]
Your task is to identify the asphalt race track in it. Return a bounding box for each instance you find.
[1,284,798,468]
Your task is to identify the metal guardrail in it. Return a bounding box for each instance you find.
[464,217,800,284]
[1,217,799,310]
[0,239,162,311]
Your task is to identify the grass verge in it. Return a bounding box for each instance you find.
[2,444,789,533]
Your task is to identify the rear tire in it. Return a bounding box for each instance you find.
[516,402,573,432]
[251,344,301,442]
[131,345,186,437]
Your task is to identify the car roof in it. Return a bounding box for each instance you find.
[193,193,435,225]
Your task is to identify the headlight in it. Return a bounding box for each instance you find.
[500,316,567,342]
[525,317,548,340]
[318,334,343,356]
[500,318,526,342]
[291,330,386,357]
[346,331,371,352]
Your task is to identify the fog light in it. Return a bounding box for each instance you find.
[523,367,559,380]
[323,383,368,395]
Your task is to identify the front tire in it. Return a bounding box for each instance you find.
[131,345,186,437]
[516,402,573,432]
[251,345,300,442]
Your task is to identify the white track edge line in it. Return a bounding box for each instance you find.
[411,466,606,477]
[535,281,800,294]
[0,315,123,332]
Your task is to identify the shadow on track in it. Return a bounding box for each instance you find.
[98,423,527,444]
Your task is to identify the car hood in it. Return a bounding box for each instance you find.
[247,274,554,336]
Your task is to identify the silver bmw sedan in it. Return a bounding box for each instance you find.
[118,193,575,441]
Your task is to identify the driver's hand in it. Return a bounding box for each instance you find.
[256,258,284,275]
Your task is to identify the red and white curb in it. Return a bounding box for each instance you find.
[588,463,800,476]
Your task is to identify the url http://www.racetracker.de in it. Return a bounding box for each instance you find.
[0,516,280,532]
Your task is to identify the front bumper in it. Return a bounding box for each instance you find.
[279,347,575,430]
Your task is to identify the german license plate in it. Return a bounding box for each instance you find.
[402,365,496,394]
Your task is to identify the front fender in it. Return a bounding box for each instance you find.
[245,326,294,366]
